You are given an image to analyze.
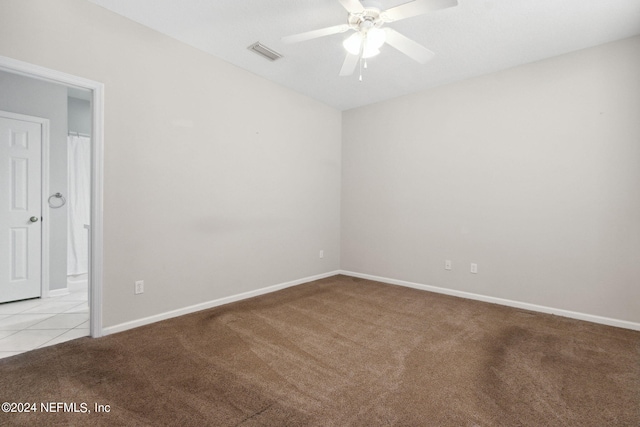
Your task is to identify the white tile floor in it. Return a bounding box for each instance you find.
[0,283,89,359]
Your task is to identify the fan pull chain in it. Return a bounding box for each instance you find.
[359,37,365,82]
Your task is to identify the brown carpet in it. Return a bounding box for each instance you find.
[1,275,638,426]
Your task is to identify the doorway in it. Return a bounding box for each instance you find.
[0,56,104,358]
[0,111,47,304]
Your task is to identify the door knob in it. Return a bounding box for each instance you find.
[30,216,39,223]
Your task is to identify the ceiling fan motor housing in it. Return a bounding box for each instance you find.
[347,2,384,32]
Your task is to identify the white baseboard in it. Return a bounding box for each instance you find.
[48,288,70,298]
[67,273,88,291]
[339,270,640,331]
[102,270,341,336]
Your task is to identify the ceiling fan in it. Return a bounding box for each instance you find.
[282,0,458,79]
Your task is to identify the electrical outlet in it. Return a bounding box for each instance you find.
[470,263,478,274]
[319,250,324,259]
[445,260,452,270]
[135,280,144,294]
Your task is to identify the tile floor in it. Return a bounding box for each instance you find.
[0,283,89,359]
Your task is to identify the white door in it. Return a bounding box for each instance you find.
[0,113,42,303]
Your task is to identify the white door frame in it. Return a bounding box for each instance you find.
[0,55,105,338]
[0,110,50,300]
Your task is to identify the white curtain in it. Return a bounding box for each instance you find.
[67,135,91,275]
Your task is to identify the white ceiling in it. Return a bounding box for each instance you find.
[88,0,640,111]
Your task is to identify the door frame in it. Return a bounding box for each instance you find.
[0,55,105,338]
[0,110,50,301]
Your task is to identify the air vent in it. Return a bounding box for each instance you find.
[247,42,282,61]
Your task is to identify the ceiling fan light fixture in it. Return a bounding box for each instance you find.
[366,27,386,49]
[362,46,380,58]
[343,28,385,58]
[343,32,363,55]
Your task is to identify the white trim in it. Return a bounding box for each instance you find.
[0,55,105,338]
[103,271,341,336]
[0,110,50,299]
[339,270,640,331]
[89,83,105,338]
[40,116,50,299]
[48,288,70,298]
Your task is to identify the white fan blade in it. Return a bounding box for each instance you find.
[282,24,349,44]
[339,0,365,14]
[339,53,360,76]
[384,28,434,63]
[383,0,458,22]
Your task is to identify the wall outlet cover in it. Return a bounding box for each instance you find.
[135,280,144,294]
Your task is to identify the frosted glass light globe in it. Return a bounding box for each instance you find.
[366,28,386,50]
[343,29,385,58]
[343,33,363,55]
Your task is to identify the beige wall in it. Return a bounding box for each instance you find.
[0,0,342,327]
[342,36,640,323]
[1,0,637,329]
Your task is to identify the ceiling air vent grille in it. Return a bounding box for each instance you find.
[247,42,282,61]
